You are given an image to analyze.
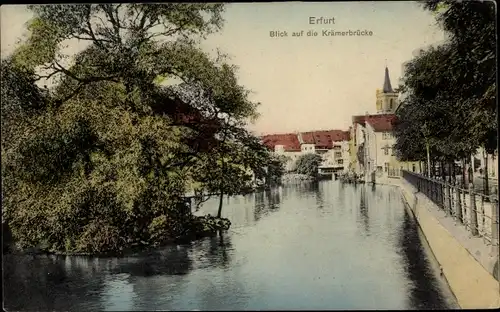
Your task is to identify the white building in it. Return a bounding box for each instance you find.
[472,147,498,180]
[261,129,351,174]
[364,118,398,179]
[274,144,302,172]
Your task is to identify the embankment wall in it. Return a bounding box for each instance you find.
[398,179,499,309]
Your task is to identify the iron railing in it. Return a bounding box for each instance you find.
[402,170,499,250]
[388,168,402,178]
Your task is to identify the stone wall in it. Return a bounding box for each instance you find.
[398,180,500,309]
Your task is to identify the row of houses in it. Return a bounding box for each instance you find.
[260,66,498,183]
[259,67,414,180]
[261,130,350,174]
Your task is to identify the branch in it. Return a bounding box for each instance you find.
[145,21,190,41]
[53,60,120,83]
[33,65,60,81]
[100,4,122,44]
[53,82,85,106]
[77,6,112,51]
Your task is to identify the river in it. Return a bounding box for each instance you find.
[4,180,458,310]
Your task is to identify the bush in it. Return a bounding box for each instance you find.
[295,153,323,178]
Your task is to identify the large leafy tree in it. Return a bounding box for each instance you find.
[2,4,265,254]
[393,1,496,179]
[424,0,496,154]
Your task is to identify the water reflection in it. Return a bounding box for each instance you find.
[397,210,457,309]
[4,255,106,311]
[358,185,370,235]
[112,245,193,277]
[315,182,324,210]
[253,188,281,221]
[4,181,457,311]
[283,180,319,195]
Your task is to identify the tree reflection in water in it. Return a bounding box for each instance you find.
[111,244,193,277]
[3,254,106,311]
[253,187,281,222]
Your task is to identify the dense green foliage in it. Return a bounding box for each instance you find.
[295,153,323,178]
[1,4,276,254]
[393,1,496,167]
[264,154,287,186]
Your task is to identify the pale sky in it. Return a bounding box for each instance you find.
[1,2,445,135]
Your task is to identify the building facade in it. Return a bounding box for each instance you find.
[348,66,420,178]
[261,130,350,174]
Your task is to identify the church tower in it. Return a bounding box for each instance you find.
[375,67,399,113]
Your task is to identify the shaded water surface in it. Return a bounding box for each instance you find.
[4,181,458,310]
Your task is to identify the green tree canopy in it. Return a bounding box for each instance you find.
[295,153,323,178]
[394,1,496,163]
[2,4,270,254]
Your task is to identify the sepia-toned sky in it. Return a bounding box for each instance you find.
[1,2,445,135]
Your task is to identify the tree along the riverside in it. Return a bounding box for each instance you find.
[295,153,323,178]
[1,4,270,254]
[189,125,286,218]
[394,1,496,187]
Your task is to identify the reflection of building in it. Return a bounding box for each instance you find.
[261,130,350,173]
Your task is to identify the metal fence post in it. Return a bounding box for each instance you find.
[447,183,453,216]
[430,179,434,202]
[491,198,499,256]
[441,182,445,209]
[469,183,478,236]
[456,186,462,223]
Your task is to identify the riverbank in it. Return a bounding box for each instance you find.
[281,173,316,184]
[3,214,231,257]
[396,179,500,309]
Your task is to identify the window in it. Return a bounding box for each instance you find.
[337,159,343,165]
[384,162,389,172]
[335,152,342,158]
[389,99,393,110]
[412,164,416,172]
[391,146,396,156]
[383,146,389,155]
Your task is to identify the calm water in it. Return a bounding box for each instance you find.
[4,181,458,311]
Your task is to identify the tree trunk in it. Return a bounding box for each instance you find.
[426,142,431,177]
[468,154,474,187]
[462,158,467,188]
[217,190,224,218]
[484,152,489,196]
[450,161,455,184]
[448,162,453,184]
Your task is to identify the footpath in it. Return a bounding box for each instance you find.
[380,177,500,309]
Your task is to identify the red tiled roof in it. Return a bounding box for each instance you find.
[365,114,397,132]
[301,130,350,149]
[261,133,301,151]
[261,129,350,151]
[352,113,396,127]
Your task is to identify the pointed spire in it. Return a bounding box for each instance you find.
[383,66,394,93]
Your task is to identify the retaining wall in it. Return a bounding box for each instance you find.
[398,179,499,309]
